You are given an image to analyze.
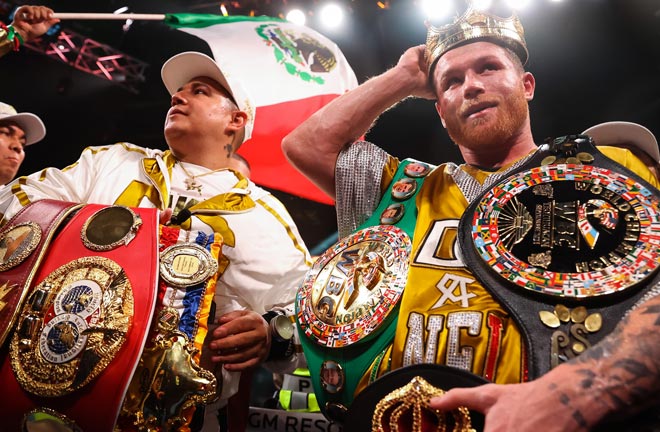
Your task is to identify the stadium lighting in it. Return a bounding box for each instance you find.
[505,0,532,10]
[420,0,454,20]
[286,9,307,26]
[472,0,493,10]
[319,3,345,29]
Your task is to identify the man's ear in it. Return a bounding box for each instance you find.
[523,71,535,101]
[435,102,447,129]
[227,110,248,131]
[227,111,248,150]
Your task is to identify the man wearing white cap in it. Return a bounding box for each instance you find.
[0,50,310,430]
[0,102,46,185]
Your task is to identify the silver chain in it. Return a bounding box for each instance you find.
[447,150,538,203]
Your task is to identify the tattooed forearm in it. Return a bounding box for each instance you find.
[558,294,660,421]
[571,409,589,429]
[640,304,660,326]
[535,293,660,430]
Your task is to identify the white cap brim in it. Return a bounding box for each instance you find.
[583,121,659,163]
[0,112,46,146]
[161,51,254,144]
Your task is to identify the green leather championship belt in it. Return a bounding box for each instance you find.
[296,159,434,422]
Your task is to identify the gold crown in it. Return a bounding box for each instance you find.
[425,6,528,75]
[372,376,474,432]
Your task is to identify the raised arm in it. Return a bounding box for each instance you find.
[10,5,59,42]
[430,291,660,431]
[281,45,436,199]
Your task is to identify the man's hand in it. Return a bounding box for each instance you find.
[11,6,59,43]
[429,380,590,432]
[394,45,437,100]
[207,310,271,371]
[159,208,173,225]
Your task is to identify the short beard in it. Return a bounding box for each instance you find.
[447,88,529,151]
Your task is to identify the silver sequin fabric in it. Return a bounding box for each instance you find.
[335,141,389,238]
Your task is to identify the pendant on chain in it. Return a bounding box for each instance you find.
[184,178,203,195]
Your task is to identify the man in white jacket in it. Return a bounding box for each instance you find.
[0,51,311,430]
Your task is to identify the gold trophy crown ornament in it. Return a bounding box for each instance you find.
[372,376,475,432]
[425,4,528,75]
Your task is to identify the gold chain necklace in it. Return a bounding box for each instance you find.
[178,161,226,195]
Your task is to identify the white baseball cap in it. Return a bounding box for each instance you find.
[161,51,254,145]
[0,102,46,146]
[582,121,659,163]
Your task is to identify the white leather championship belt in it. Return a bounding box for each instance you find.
[0,202,221,432]
[458,135,660,380]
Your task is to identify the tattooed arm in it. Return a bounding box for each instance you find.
[429,293,660,431]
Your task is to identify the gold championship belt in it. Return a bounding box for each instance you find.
[118,224,221,431]
[458,135,660,379]
[297,222,412,420]
[297,160,436,422]
[0,203,221,431]
[298,225,411,348]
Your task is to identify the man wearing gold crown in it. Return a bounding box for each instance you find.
[283,4,660,431]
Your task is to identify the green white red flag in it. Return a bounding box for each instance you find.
[166,14,358,204]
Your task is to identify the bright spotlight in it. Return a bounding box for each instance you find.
[286,9,306,26]
[420,0,453,20]
[505,0,531,10]
[320,3,344,29]
[472,0,493,10]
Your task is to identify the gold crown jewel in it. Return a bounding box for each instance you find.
[425,6,528,75]
[372,376,475,432]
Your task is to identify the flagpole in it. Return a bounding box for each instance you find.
[52,13,167,20]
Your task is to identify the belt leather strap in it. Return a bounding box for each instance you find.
[0,199,82,346]
[0,203,160,432]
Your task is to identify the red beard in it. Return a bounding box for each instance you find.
[446,86,529,151]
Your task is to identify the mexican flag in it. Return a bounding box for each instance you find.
[165,14,358,204]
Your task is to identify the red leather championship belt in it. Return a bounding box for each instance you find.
[0,199,82,346]
[0,202,160,432]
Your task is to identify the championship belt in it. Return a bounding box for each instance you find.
[296,160,433,422]
[0,203,160,432]
[117,225,221,431]
[0,199,82,346]
[458,135,660,379]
